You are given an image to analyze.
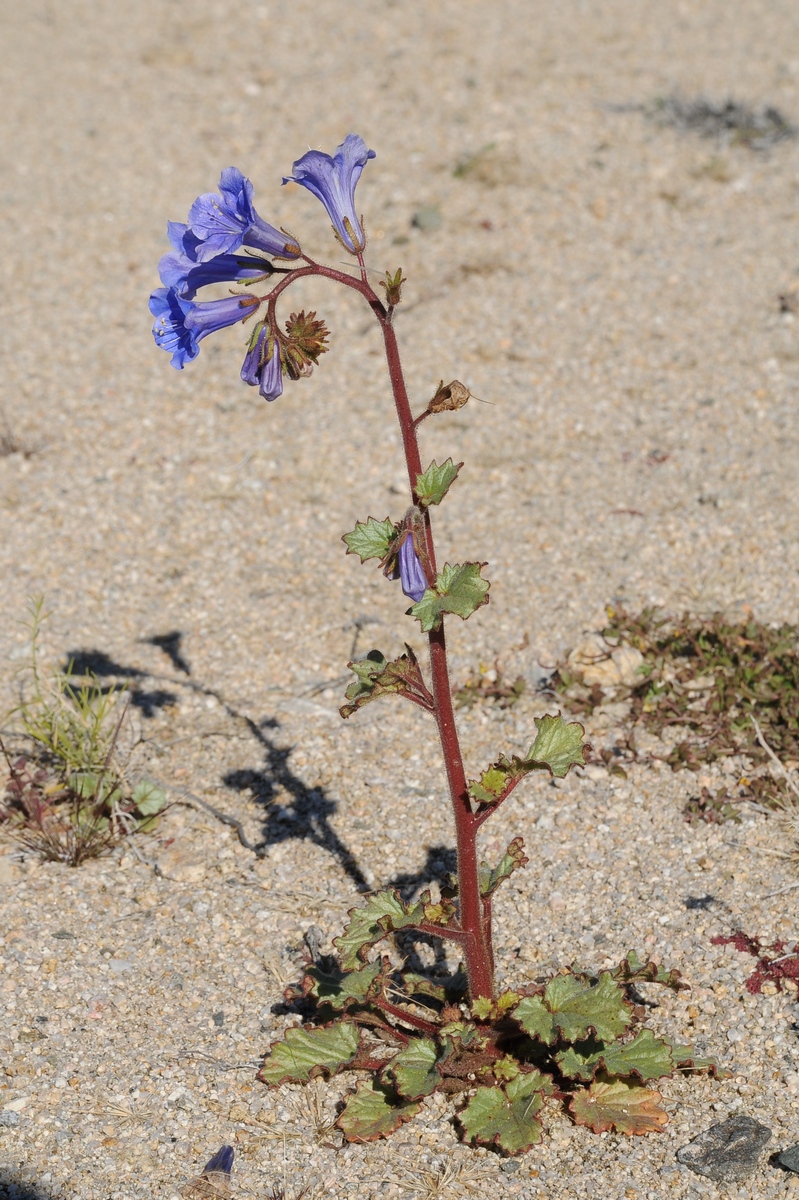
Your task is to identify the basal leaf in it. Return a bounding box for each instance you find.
[478,837,529,897]
[514,995,556,1045]
[303,960,383,1011]
[467,715,586,804]
[340,646,433,718]
[132,780,167,816]
[557,1030,674,1082]
[672,1044,730,1079]
[342,517,397,563]
[414,459,462,507]
[570,1079,668,1135]
[611,949,687,992]
[544,972,631,1043]
[337,1080,421,1142]
[383,1037,442,1099]
[526,713,587,777]
[334,889,424,970]
[257,1021,360,1086]
[458,1071,554,1154]
[410,562,490,633]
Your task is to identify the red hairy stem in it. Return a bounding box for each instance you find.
[376,314,494,1001]
[416,921,468,944]
[374,996,442,1036]
[265,261,495,998]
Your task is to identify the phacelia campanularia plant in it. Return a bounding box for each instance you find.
[150,135,722,1153]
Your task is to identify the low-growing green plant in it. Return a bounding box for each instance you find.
[148,135,720,1153]
[553,604,799,807]
[0,598,167,865]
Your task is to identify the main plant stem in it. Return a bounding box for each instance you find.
[378,315,494,1001]
[265,261,495,998]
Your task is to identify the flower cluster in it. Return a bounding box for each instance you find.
[150,136,375,403]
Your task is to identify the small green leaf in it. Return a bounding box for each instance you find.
[340,646,433,719]
[410,562,490,633]
[383,1037,443,1099]
[337,1080,421,1142]
[414,459,462,507]
[468,714,586,805]
[458,1070,554,1154]
[557,1030,675,1082]
[342,517,397,563]
[570,1078,668,1135]
[303,960,383,1011]
[257,1021,360,1086]
[478,836,529,897]
[671,1044,730,1079]
[611,949,686,992]
[526,712,588,778]
[543,972,631,1043]
[132,780,167,816]
[514,995,556,1045]
[334,889,424,971]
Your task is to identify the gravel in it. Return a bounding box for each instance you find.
[2,0,799,1197]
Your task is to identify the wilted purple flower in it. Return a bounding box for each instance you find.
[202,1146,234,1176]
[159,221,273,301]
[188,167,301,263]
[399,534,428,602]
[240,322,284,402]
[284,134,375,253]
[149,287,259,369]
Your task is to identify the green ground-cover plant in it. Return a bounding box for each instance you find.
[0,598,167,865]
[149,135,720,1152]
[552,604,799,809]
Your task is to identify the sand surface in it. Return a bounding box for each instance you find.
[1,1,799,1196]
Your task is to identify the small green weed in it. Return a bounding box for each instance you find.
[0,598,167,865]
[551,605,799,808]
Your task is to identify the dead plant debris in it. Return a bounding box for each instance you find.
[550,605,799,811]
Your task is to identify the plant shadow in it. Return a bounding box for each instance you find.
[0,1171,60,1200]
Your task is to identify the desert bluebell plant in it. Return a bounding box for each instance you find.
[150,135,721,1152]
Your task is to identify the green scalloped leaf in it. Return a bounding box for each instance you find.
[257,1021,360,1086]
[527,712,588,777]
[409,562,490,633]
[342,516,397,563]
[303,960,383,1011]
[414,459,462,507]
[543,972,632,1043]
[340,646,432,718]
[513,995,557,1045]
[132,780,167,816]
[570,1079,668,1135]
[557,1030,675,1082]
[337,1080,421,1142]
[468,714,586,804]
[478,836,529,897]
[458,1070,555,1154]
[334,889,425,971]
[383,1037,442,1099]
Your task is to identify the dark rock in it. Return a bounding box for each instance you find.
[0,1112,20,1128]
[499,1160,520,1173]
[778,1144,799,1173]
[677,1114,772,1182]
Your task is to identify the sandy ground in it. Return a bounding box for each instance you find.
[2,0,799,1196]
